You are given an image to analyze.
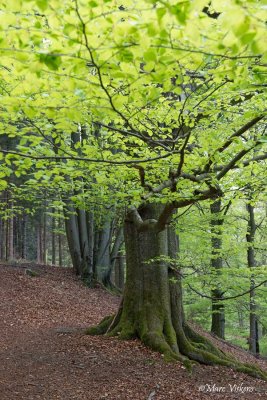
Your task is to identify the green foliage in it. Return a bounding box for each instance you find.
[260,336,267,356]
[180,199,267,350]
[0,0,266,353]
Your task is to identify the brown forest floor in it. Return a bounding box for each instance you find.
[0,263,267,400]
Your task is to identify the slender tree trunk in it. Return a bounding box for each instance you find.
[8,213,14,261]
[5,208,9,261]
[238,309,244,329]
[58,223,63,267]
[87,210,95,280]
[43,208,47,264]
[0,217,3,260]
[51,209,56,265]
[36,222,41,264]
[64,207,82,274]
[99,224,124,289]
[246,203,259,355]
[22,214,27,260]
[8,216,14,261]
[210,199,225,339]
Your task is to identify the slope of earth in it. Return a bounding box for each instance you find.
[0,263,266,400]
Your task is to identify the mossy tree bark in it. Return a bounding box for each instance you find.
[87,203,266,379]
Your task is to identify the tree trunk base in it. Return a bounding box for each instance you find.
[86,205,267,381]
[86,313,267,380]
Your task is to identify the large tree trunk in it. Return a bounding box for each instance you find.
[87,203,265,379]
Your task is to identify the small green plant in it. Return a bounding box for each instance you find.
[25,269,39,277]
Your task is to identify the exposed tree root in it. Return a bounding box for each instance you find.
[86,316,267,380]
[85,315,114,335]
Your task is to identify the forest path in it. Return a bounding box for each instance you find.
[0,263,266,400]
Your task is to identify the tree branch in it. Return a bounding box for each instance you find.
[214,152,267,172]
[204,115,265,172]
[187,279,267,301]
[216,145,258,180]
[0,149,172,165]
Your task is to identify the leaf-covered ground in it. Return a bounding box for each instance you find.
[0,263,266,400]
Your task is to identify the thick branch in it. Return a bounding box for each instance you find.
[127,206,157,231]
[155,186,222,231]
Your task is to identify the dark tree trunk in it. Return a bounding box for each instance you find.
[210,199,225,339]
[43,208,47,264]
[64,206,82,274]
[0,217,3,260]
[77,207,94,284]
[87,203,265,379]
[58,226,63,267]
[36,221,41,264]
[246,203,259,355]
[8,211,14,261]
[22,214,27,260]
[51,209,56,265]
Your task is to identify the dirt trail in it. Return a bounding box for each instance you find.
[0,263,266,400]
